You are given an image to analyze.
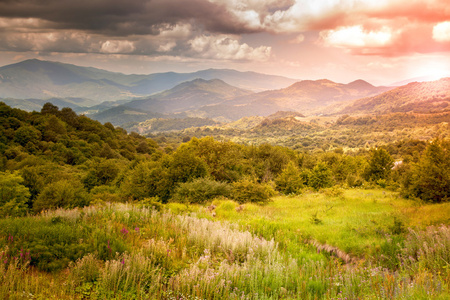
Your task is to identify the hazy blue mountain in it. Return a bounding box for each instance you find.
[0,59,144,102]
[0,59,298,104]
[0,97,96,112]
[91,105,164,126]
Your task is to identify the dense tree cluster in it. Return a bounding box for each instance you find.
[0,102,448,217]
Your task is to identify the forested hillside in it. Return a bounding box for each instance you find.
[1,102,450,299]
[1,102,449,216]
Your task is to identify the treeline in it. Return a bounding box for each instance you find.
[0,102,449,217]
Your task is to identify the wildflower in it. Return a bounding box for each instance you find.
[121,227,129,235]
[135,227,140,233]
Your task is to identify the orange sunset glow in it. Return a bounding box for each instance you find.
[0,0,450,84]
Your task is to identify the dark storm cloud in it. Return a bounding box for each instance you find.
[0,0,258,36]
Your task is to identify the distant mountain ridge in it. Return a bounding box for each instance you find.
[339,78,450,115]
[90,78,254,125]
[92,77,393,126]
[0,59,298,103]
[225,78,393,115]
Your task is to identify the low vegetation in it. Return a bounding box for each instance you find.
[1,101,449,298]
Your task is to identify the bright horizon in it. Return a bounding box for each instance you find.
[1,0,450,85]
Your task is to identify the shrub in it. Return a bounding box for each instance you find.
[172,178,231,204]
[69,253,101,286]
[400,225,450,274]
[232,178,276,204]
[33,179,90,212]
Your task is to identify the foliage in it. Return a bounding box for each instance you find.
[33,180,90,212]
[275,161,303,194]
[308,161,333,190]
[172,178,231,204]
[120,160,172,202]
[232,178,276,203]
[364,148,394,181]
[0,171,30,217]
[403,139,450,202]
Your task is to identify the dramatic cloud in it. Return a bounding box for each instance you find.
[188,35,271,61]
[1,0,450,83]
[322,26,392,49]
[433,21,450,42]
[1,0,450,58]
[100,40,136,54]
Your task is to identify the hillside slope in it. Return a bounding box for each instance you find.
[339,78,450,114]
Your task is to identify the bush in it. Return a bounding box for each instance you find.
[33,179,90,212]
[232,178,275,204]
[275,161,303,194]
[172,178,231,204]
[0,216,127,272]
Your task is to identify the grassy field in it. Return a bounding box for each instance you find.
[195,189,418,258]
[1,188,450,299]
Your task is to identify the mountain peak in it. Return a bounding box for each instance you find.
[315,79,335,84]
[346,79,375,89]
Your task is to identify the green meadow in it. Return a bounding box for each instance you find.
[2,189,450,299]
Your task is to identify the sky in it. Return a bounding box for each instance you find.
[1,0,450,85]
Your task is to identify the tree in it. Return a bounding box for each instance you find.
[404,140,450,202]
[41,102,59,115]
[120,161,172,202]
[14,126,41,146]
[308,162,333,190]
[168,146,208,183]
[0,171,30,217]
[275,161,303,194]
[364,148,394,181]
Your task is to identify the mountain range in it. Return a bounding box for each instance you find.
[0,59,297,103]
[0,59,448,133]
[91,77,393,125]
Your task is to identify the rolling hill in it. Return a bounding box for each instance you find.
[90,78,253,125]
[339,78,450,115]
[124,78,252,114]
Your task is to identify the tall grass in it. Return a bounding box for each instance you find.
[0,199,449,299]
